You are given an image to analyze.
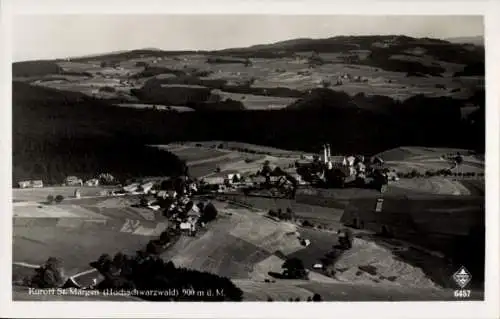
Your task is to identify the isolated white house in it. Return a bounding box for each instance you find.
[18,181,32,189]
[31,180,44,188]
[65,176,83,186]
[346,156,356,167]
[179,221,196,235]
[140,182,155,194]
[356,162,366,174]
[123,183,139,193]
[85,179,99,187]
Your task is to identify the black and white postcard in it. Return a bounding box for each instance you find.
[1,1,499,318]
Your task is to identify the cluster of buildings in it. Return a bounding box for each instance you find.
[166,197,203,237]
[18,180,44,189]
[295,144,394,190]
[17,173,114,189]
[120,177,204,236]
[64,176,103,187]
[199,171,249,192]
[320,144,370,179]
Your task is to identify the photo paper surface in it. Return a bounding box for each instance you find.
[1,1,498,318]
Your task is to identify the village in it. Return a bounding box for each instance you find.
[14,145,389,259]
[12,141,485,301]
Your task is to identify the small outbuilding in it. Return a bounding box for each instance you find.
[85,179,99,187]
[18,181,32,189]
[31,180,44,188]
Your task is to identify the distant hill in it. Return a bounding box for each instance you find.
[218,35,482,64]
[53,35,484,67]
[10,33,485,161]
[446,36,484,46]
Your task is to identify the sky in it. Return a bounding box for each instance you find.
[12,15,484,61]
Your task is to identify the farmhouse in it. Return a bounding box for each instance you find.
[179,221,197,236]
[85,178,99,187]
[187,182,198,194]
[329,156,348,168]
[65,176,83,186]
[18,180,32,189]
[140,181,155,194]
[356,162,367,174]
[346,156,356,167]
[313,263,324,270]
[31,180,44,188]
[123,183,139,193]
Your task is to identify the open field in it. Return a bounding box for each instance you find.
[13,195,166,222]
[287,227,339,270]
[24,45,481,105]
[13,226,153,275]
[212,90,297,110]
[222,155,297,173]
[13,186,114,203]
[12,193,484,300]
[224,192,484,247]
[331,237,440,288]
[221,194,346,228]
[186,141,304,156]
[21,48,481,114]
[459,179,485,196]
[167,146,229,162]
[392,177,473,195]
[162,231,271,279]
[377,146,485,175]
[160,205,304,279]
[187,156,259,177]
[385,160,484,175]
[157,143,283,177]
[12,194,169,279]
[378,146,475,161]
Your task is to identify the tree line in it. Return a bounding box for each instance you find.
[13,82,485,185]
[13,134,187,185]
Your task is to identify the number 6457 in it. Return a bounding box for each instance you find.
[454,289,471,298]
